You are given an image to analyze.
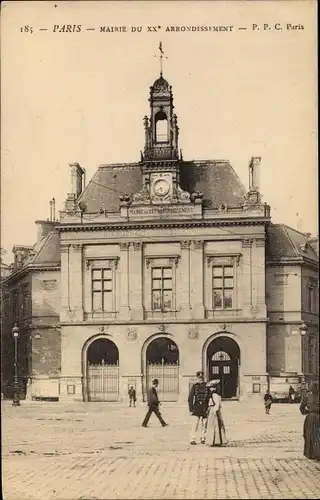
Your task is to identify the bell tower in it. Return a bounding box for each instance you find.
[143,75,179,162]
[131,45,194,207]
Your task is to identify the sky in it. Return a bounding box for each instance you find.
[1,1,318,263]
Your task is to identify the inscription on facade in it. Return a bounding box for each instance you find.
[128,205,200,219]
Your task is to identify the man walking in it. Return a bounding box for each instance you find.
[188,371,210,445]
[142,379,168,427]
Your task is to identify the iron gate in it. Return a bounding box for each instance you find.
[145,359,179,402]
[87,360,119,402]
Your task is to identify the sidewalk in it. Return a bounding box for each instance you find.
[2,400,320,499]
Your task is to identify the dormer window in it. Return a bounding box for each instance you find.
[155,111,168,143]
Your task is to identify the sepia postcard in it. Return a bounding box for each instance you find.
[1,1,318,500]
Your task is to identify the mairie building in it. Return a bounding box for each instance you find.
[1,73,318,403]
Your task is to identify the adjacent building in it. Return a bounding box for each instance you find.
[1,72,318,402]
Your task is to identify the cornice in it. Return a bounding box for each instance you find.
[59,317,269,327]
[58,219,270,233]
[266,258,318,270]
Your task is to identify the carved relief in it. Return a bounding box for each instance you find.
[158,324,166,333]
[169,256,180,267]
[119,242,130,250]
[244,188,262,207]
[255,239,265,248]
[127,329,137,341]
[71,244,82,252]
[41,280,57,291]
[133,242,142,251]
[132,176,150,204]
[192,240,203,250]
[188,327,199,340]
[98,326,108,334]
[180,241,191,250]
[86,257,119,270]
[219,323,229,331]
[242,239,253,248]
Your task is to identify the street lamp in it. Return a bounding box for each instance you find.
[299,322,308,395]
[12,323,20,407]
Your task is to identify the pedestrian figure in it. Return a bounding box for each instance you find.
[300,381,320,461]
[128,386,136,407]
[142,379,168,427]
[288,385,295,403]
[188,371,210,445]
[264,390,273,414]
[205,380,227,447]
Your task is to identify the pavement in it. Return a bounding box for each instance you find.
[2,399,320,499]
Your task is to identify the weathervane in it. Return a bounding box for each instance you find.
[154,41,168,76]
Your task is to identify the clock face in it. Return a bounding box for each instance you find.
[153,179,170,196]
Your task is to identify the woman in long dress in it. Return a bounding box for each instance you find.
[205,380,227,447]
[299,381,320,461]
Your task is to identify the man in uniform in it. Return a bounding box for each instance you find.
[188,371,210,445]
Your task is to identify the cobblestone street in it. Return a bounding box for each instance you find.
[2,400,320,499]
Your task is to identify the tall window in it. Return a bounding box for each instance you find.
[151,267,172,311]
[212,265,234,309]
[307,284,316,313]
[155,111,168,143]
[92,268,113,312]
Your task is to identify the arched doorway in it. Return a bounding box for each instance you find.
[86,338,119,402]
[206,336,240,399]
[145,337,179,402]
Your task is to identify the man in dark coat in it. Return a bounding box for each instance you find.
[142,379,168,427]
[188,371,210,445]
[128,386,136,407]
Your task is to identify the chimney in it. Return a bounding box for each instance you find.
[35,220,56,242]
[50,199,53,221]
[52,198,56,221]
[249,157,261,191]
[69,162,85,198]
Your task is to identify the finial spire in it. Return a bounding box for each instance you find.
[157,42,167,76]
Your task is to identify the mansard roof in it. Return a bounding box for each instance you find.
[266,224,318,263]
[77,160,247,213]
[32,230,60,266]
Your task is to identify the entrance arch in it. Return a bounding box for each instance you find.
[206,336,240,399]
[86,337,119,402]
[144,336,179,402]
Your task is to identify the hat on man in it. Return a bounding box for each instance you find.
[207,379,220,387]
[196,371,204,378]
[152,379,159,385]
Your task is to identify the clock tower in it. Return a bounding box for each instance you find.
[131,71,193,206]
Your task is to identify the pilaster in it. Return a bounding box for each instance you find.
[252,238,267,317]
[241,239,253,316]
[119,242,130,319]
[177,241,191,318]
[69,244,84,321]
[129,241,144,320]
[190,240,204,319]
[60,245,70,322]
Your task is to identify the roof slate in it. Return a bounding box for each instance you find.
[32,231,60,265]
[77,160,247,213]
[266,224,318,262]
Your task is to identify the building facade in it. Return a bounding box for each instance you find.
[1,73,318,402]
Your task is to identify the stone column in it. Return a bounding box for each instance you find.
[119,242,130,319]
[60,245,70,322]
[190,240,204,319]
[69,244,84,321]
[252,238,267,317]
[241,239,253,316]
[129,241,144,320]
[178,241,191,319]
